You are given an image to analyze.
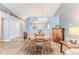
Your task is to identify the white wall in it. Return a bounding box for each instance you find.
[0,17,2,38]
[19,20,25,36]
[54,3,79,41]
[9,16,20,40]
[0,11,21,41]
[25,17,59,36]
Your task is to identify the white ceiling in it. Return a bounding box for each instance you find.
[3,3,61,20]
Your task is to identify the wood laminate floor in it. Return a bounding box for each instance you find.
[0,38,63,55]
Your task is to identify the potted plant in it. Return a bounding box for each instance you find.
[55,25,62,28]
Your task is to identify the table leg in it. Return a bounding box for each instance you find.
[60,43,63,53]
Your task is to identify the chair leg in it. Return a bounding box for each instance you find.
[41,46,43,55]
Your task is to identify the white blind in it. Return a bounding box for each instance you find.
[69,27,79,35]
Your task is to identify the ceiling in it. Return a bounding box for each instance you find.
[3,3,61,20]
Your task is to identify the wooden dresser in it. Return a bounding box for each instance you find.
[52,28,64,52]
[52,28,64,42]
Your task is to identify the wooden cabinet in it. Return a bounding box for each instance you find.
[52,28,64,52]
[52,28,64,42]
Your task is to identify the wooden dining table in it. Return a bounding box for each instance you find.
[28,34,50,39]
[26,34,52,55]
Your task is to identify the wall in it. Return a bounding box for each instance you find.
[54,3,79,41]
[25,16,59,36]
[0,17,2,38]
[0,11,21,41]
[19,20,25,36]
[0,3,25,41]
[9,16,20,39]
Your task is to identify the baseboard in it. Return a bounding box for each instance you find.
[0,36,23,42]
[0,39,10,42]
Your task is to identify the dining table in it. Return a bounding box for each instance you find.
[26,34,52,55]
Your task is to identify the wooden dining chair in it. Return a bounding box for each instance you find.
[43,38,51,54]
[33,39,45,55]
[23,32,27,41]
